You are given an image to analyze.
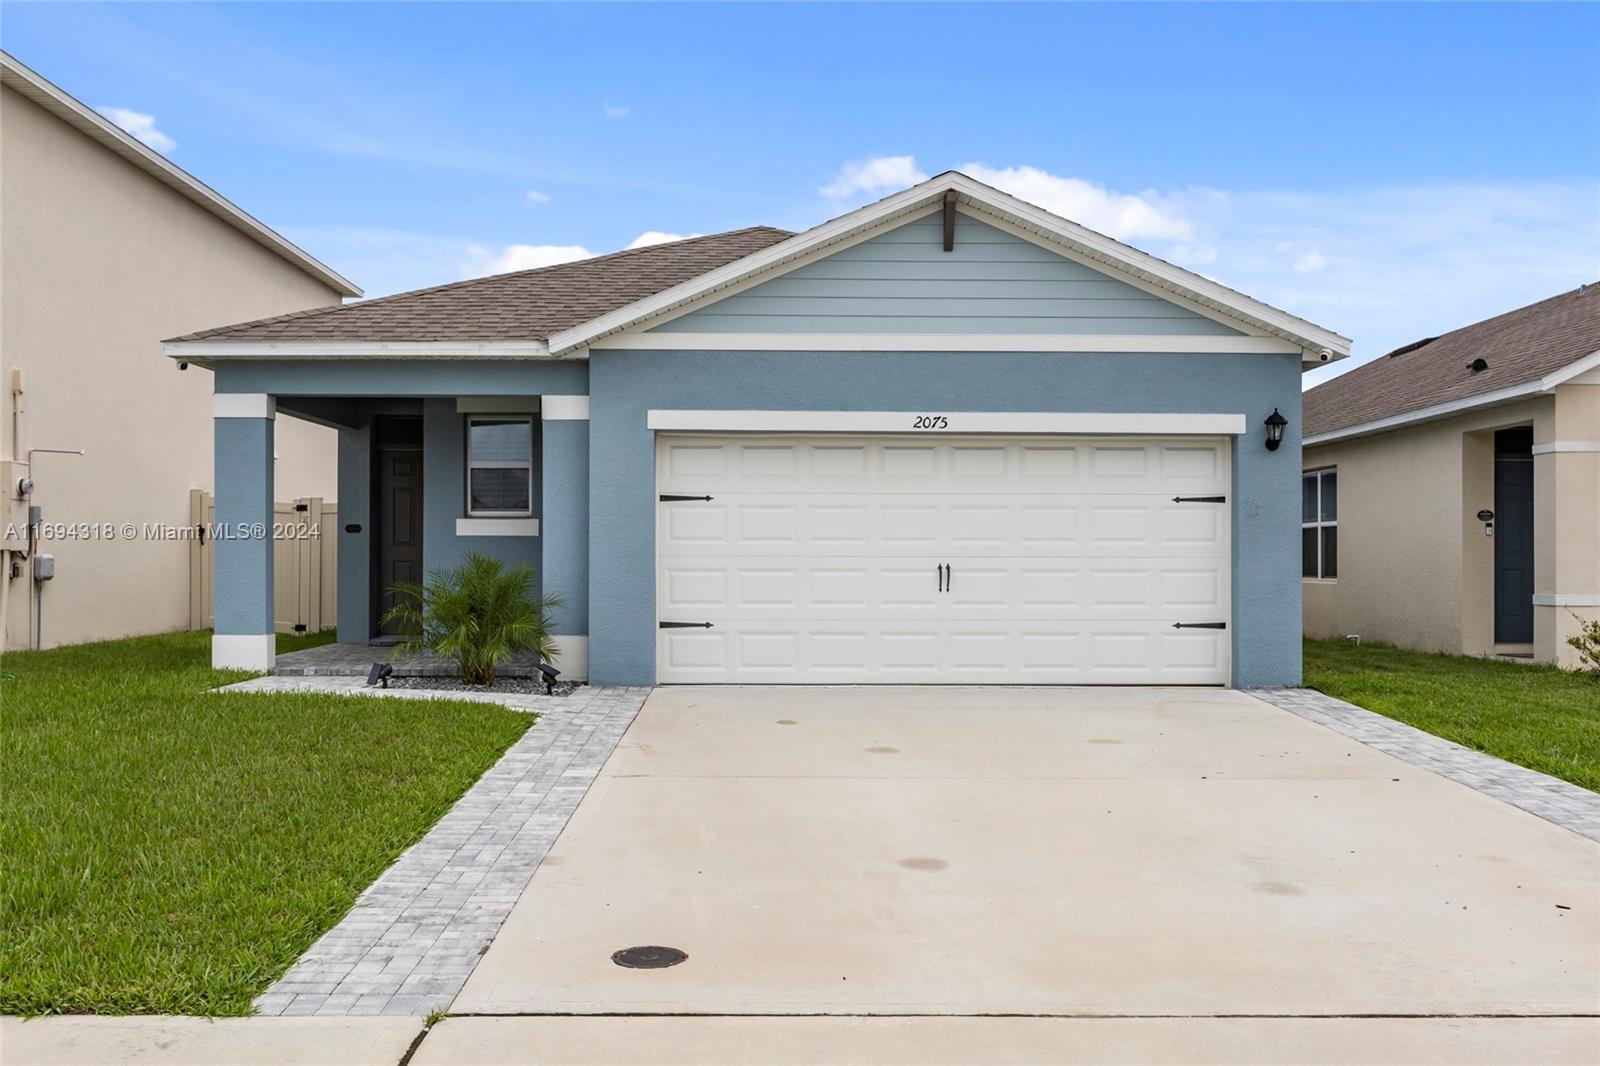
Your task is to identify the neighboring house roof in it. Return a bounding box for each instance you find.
[1304,284,1600,443]
[168,227,793,346]
[0,50,361,298]
[165,171,1351,362]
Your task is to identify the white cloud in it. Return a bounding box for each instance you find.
[96,107,175,153]
[626,231,701,249]
[525,189,552,205]
[961,163,1195,242]
[820,155,928,199]
[1292,252,1327,275]
[602,103,631,120]
[465,242,594,276]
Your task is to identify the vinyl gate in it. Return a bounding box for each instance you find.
[189,489,338,634]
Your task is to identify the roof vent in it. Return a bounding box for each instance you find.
[1468,358,1489,374]
[1387,337,1438,358]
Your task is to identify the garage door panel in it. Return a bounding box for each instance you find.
[658,621,1228,684]
[664,496,1221,558]
[657,434,1230,684]
[664,556,1222,619]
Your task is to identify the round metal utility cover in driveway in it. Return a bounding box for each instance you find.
[655,434,1231,685]
[612,945,688,969]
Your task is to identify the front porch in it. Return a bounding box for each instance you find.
[207,359,592,679]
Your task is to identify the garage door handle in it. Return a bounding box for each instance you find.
[659,494,714,502]
[1171,621,1227,629]
[1171,496,1227,503]
[659,621,714,629]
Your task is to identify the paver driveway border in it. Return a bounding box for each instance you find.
[1254,687,1600,842]
[220,677,650,1016]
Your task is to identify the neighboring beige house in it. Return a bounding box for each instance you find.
[1302,285,1600,668]
[0,52,359,651]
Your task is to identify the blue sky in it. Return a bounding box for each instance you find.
[5,2,1597,383]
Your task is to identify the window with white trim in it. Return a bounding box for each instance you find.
[465,416,533,517]
[1302,468,1337,579]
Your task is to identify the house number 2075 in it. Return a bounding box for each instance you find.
[912,415,949,430]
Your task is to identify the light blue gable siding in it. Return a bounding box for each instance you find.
[652,213,1243,336]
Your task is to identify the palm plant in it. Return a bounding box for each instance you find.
[381,553,561,686]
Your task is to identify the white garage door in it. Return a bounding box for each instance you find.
[656,434,1230,684]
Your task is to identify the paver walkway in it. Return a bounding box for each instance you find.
[222,677,649,1017]
[1253,687,1600,842]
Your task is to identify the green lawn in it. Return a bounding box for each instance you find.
[0,630,532,1016]
[1303,638,1600,792]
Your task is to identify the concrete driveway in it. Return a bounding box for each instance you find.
[444,686,1597,1055]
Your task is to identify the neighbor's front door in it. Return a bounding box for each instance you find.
[1493,429,1534,645]
[376,420,424,638]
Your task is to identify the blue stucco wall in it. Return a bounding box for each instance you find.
[213,414,275,636]
[588,349,1304,687]
[542,417,590,635]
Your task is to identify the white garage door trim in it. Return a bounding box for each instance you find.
[648,409,1248,435]
[655,432,1233,686]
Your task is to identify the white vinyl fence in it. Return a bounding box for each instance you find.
[189,489,338,635]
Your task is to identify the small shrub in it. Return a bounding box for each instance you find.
[382,552,561,685]
[1567,611,1600,679]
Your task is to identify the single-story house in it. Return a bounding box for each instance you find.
[166,172,1351,687]
[1302,285,1599,668]
[0,51,356,652]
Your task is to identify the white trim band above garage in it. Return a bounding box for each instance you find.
[213,393,275,419]
[1533,594,1600,607]
[1532,441,1600,455]
[456,518,540,537]
[647,410,1248,435]
[540,396,590,421]
[597,333,1305,355]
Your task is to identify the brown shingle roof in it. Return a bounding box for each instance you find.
[167,226,793,344]
[1304,284,1600,438]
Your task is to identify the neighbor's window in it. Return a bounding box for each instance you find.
[1302,468,1337,579]
[466,415,533,517]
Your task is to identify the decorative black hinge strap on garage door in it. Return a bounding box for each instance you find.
[1171,621,1228,629]
[659,494,714,502]
[659,621,714,629]
[1171,495,1227,503]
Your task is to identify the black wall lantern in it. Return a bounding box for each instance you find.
[1264,408,1288,451]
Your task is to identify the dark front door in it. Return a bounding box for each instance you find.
[1493,428,1534,644]
[375,418,424,637]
